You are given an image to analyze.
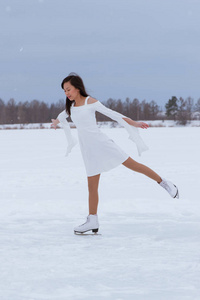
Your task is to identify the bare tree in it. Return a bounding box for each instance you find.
[130,98,140,120]
[124,97,131,118]
[149,100,160,120]
[0,99,6,124]
[194,98,200,112]
[6,98,17,124]
[185,97,194,121]
[140,100,150,120]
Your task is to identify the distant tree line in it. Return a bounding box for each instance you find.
[0,98,64,125]
[0,96,200,125]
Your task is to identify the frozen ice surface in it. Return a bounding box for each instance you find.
[0,127,200,300]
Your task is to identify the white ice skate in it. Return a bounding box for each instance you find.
[74,214,99,234]
[159,178,179,199]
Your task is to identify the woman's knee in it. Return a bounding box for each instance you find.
[122,157,143,172]
[122,157,137,167]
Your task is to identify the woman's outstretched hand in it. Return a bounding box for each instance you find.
[135,122,149,129]
[51,119,59,129]
[122,118,149,129]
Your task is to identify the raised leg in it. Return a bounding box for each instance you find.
[122,157,162,183]
[87,174,101,215]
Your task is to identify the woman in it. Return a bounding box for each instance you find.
[51,73,179,234]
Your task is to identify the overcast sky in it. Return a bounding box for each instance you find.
[1,0,200,107]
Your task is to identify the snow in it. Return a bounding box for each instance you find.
[0,127,200,300]
[0,119,200,130]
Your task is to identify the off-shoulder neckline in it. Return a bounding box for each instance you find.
[72,100,99,108]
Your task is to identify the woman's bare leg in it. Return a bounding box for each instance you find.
[122,157,162,183]
[87,174,101,215]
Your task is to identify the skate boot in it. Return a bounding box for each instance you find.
[159,178,179,199]
[74,214,99,234]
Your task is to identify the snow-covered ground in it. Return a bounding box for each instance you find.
[0,127,199,300]
[0,119,200,130]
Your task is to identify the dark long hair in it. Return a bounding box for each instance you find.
[61,72,89,115]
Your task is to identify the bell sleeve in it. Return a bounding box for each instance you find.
[57,110,77,156]
[93,101,149,156]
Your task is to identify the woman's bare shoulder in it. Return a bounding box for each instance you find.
[88,96,98,104]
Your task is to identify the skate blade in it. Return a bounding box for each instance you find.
[174,186,179,199]
[74,232,101,236]
[74,229,101,235]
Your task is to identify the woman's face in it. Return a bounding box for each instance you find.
[63,81,80,101]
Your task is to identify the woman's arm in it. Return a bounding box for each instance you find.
[89,98,149,129]
[51,118,60,129]
[122,117,149,129]
[51,109,77,156]
[51,110,68,129]
[90,98,149,155]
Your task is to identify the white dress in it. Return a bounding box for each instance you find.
[57,96,148,177]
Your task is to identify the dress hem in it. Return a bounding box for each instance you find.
[86,154,130,177]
